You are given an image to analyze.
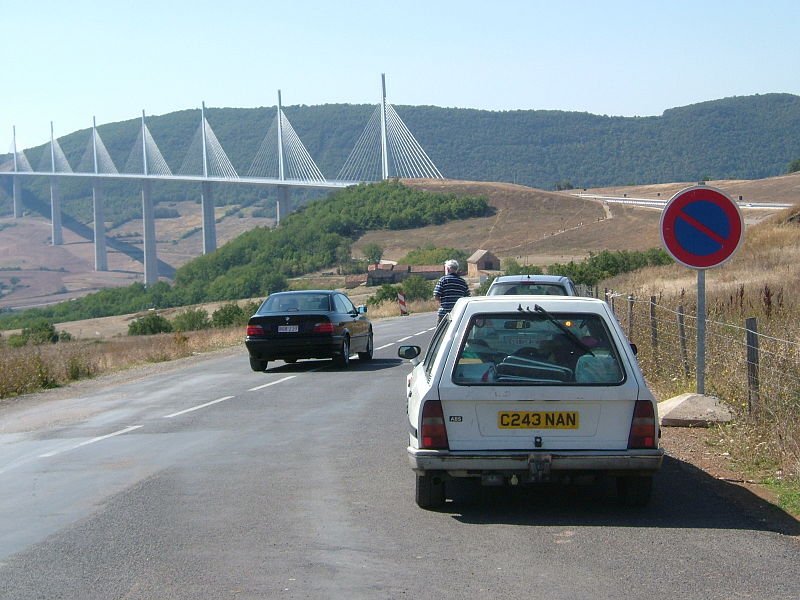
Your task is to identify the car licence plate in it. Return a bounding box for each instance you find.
[278,325,299,333]
[498,411,579,429]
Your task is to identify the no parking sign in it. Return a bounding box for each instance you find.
[660,186,744,269]
[659,185,745,395]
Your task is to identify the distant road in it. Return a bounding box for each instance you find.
[1,314,799,599]
[573,192,795,211]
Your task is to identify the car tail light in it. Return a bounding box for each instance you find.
[313,322,335,334]
[246,325,264,336]
[421,400,449,449]
[628,400,657,449]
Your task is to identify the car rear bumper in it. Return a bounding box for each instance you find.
[409,447,664,475]
[245,336,343,361]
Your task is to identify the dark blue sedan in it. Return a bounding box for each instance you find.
[245,290,373,371]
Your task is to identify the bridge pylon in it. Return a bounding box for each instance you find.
[11,127,23,218]
[140,111,158,285]
[91,117,108,271]
[48,122,63,246]
[200,102,217,253]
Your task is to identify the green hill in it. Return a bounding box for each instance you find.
[0,181,491,328]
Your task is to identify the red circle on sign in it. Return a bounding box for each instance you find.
[660,186,744,269]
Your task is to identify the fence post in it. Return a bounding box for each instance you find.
[745,317,760,416]
[649,296,658,352]
[627,295,634,338]
[604,288,609,303]
[677,305,690,377]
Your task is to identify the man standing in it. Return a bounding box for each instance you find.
[433,259,470,323]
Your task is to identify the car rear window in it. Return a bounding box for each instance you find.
[452,312,624,385]
[488,283,568,295]
[259,294,331,313]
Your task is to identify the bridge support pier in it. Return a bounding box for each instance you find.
[12,175,22,218]
[276,187,289,226]
[50,178,63,245]
[141,180,158,285]
[92,180,108,271]
[201,181,216,254]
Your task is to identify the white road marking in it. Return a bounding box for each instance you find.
[39,425,143,458]
[163,396,235,419]
[397,336,413,342]
[248,375,296,391]
[413,330,428,336]
[376,343,394,350]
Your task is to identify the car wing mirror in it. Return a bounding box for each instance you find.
[630,342,638,356]
[398,345,421,360]
[358,304,368,314]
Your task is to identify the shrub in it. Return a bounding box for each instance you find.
[212,303,247,328]
[368,284,402,306]
[20,319,59,345]
[502,258,543,276]
[172,308,211,332]
[128,313,173,336]
[401,275,433,301]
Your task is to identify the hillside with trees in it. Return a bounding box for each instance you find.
[0,181,490,328]
[2,94,799,225]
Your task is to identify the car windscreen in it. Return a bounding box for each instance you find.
[488,283,568,296]
[452,312,624,385]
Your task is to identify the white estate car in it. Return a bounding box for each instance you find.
[398,296,663,509]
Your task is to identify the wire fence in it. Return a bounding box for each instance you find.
[598,289,800,476]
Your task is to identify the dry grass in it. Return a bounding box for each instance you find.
[3,177,793,311]
[0,295,435,402]
[604,206,800,494]
[0,328,243,402]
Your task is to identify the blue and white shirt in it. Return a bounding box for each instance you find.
[433,273,470,317]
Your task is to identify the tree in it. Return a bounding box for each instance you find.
[362,242,384,264]
[401,275,433,301]
[368,284,402,306]
[20,319,58,345]
[171,308,211,332]
[128,313,173,335]
[502,258,543,276]
[212,303,248,328]
[789,158,800,174]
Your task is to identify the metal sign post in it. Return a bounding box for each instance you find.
[696,269,705,394]
[660,186,744,395]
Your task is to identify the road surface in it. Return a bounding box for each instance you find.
[1,313,798,599]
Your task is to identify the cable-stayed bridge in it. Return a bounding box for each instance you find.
[0,75,443,284]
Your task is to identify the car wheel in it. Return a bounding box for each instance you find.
[616,475,653,507]
[415,473,446,509]
[358,332,374,361]
[334,336,350,368]
[249,357,268,372]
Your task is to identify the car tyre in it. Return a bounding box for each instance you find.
[334,336,350,368]
[358,332,374,361]
[415,473,446,509]
[249,357,268,372]
[617,475,653,507]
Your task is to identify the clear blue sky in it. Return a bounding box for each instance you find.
[3,0,798,150]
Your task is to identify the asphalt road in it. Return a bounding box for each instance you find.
[0,313,798,599]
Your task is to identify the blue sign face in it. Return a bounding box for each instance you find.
[674,200,731,256]
[660,186,744,269]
